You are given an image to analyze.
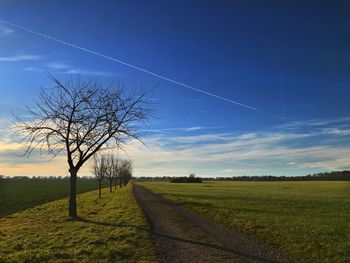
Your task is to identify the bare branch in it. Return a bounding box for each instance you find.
[15,75,152,171]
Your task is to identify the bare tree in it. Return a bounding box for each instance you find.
[119,159,133,187]
[92,155,107,198]
[106,154,123,191]
[112,157,120,190]
[105,155,115,193]
[15,75,150,218]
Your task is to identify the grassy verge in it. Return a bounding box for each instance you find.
[0,184,157,262]
[0,178,107,217]
[139,181,350,263]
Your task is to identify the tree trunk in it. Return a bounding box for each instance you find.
[69,168,78,219]
[98,180,102,198]
[119,177,123,188]
[109,179,112,192]
[114,177,117,190]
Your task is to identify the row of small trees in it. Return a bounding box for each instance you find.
[92,155,133,198]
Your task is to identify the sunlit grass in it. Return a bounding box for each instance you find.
[139,181,350,263]
[0,184,156,262]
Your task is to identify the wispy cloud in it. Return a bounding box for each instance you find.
[0,54,42,62]
[1,117,350,177]
[321,128,350,136]
[277,116,350,129]
[23,67,45,72]
[24,61,114,77]
[140,126,224,133]
[0,25,15,36]
[63,68,114,76]
[121,117,350,176]
[46,61,70,69]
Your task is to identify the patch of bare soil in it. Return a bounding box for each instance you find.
[133,185,293,263]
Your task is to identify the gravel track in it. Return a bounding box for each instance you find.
[133,185,293,263]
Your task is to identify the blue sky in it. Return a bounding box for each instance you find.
[0,1,349,177]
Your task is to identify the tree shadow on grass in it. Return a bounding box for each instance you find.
[78,217,283,263]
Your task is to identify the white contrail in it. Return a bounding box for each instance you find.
[0,19,258,111]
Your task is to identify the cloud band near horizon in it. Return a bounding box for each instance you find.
[1,117,349,177]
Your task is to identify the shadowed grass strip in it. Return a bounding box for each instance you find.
[0,184,157,262]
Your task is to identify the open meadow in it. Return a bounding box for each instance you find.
[0,178,107,217]
[139,181,350,263]
[0,184,157,262]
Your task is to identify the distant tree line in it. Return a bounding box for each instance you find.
[170,173,202,183]
[135,170,350,182]
[213,171,350,181]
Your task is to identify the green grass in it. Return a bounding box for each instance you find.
[0,184,157,262]
[139,181,350,263]
[0,178,107,217]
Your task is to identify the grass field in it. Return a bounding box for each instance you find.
[0,184,157,262]
[0,178,106,217]
[139,181,350,263]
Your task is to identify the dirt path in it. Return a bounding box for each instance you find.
[133,185,293,263]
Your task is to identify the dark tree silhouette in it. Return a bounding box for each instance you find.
[15,75,150,218]
[112,156,120,190]
[106,154,117,193]
[119,159,133,186]
[92,155,107,198]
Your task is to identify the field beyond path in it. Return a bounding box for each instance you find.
[133,185,291,263]
[139,181,350,263]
